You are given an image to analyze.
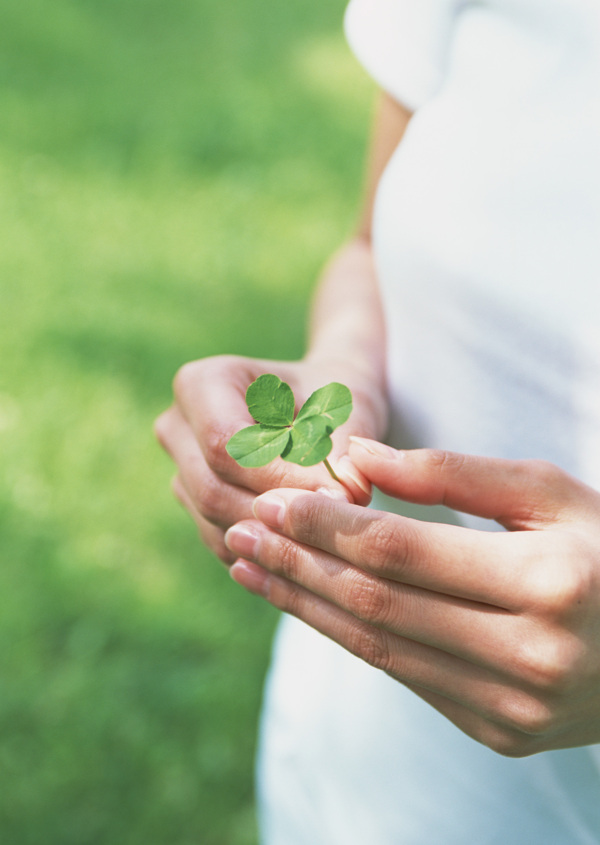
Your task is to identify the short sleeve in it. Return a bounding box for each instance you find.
[344,0,462,110]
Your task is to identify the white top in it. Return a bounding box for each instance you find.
[347,0,600,482]
[257,1,600,842]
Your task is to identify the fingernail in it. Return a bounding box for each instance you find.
[253,493,286,528]
[335,456,371,496]
[230,560,270,597]
[224,524,261,559]
[317,486,351,502]
[349,436,400,460]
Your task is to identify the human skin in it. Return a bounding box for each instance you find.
[153,240,384,562]
[156,90,600,758]
[155,93,410,561]
[224,440,600,757]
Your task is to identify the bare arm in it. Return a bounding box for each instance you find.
[155,91,413,560]
[306,93,413,432]
[355,92,413,243]
[225,98,600,758]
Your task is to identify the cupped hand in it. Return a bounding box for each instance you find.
[224,437,600,756]
[154,356,387,563]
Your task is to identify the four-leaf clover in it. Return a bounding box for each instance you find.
[226,374,352,479]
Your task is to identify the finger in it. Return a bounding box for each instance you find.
[325,454,371,504]
[173,356,258,459]
[172,476,235,564]
[225,519,530,677]
[403,684,542,757]
[171,357,370,503]
[158,406,257,528]
[348,439,598,530]
[229,559,547,744]
[251,489,527,607]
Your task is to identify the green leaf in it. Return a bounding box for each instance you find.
[295,382,352,429]
[226,424,291,467]
[246,374,295,426]
[226,375,353,472]
[281,416,333,466]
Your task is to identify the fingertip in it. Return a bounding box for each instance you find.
[347,438,423,505]
[153,410,166,440]
[252,492,287,528]
[348,436,401,462]
[154,407,176,450]
[230,559,270,597]
[171,474,186,505]
[254,486,345,529]
[331,455,372,505]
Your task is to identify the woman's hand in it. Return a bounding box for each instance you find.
[224,437,600,757]
[154,357,386,563]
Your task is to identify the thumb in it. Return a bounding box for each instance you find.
[348,437,595,530]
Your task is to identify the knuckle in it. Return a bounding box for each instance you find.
[173,355,241,402]
[523,458,566,488]
[343,571,389,626]
[424,449,466,475]
[347,622,391,672]
[530,554,591,623]
[173,360,202,399]
[287,494,331,546]
[483,728,538,759]
[203,421,235,475]
[497,694,556,738]
[153,410,171,447]
[189,467,223,523]
[275,537,302,582]
[513,632,585,696]
[508,460,572,527]
[420,450,467,503]
[194,483,219,523]
[277,581,305,620]
[357,517,405,574]
[553,568,592,620]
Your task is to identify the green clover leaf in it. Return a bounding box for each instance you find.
[226,374,352,478]
[281,415,333,467]
[246,373,294,426]
[295,381,353,428]
[224,424,291,468]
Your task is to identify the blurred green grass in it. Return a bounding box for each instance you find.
[0,1,373,842]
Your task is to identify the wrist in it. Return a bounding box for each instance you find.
[299,353,389,441]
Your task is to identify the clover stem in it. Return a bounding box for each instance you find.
[323,457,341,483]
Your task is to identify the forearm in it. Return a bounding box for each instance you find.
[304,92,411,411]
[303,236,389,441]
[305,237,387,388]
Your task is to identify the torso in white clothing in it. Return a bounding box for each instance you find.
[357,0,600,479]
[257,2,600,842]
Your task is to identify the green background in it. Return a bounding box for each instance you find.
[0,1,373,842]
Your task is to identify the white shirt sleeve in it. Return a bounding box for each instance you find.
[344,0,463,110]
